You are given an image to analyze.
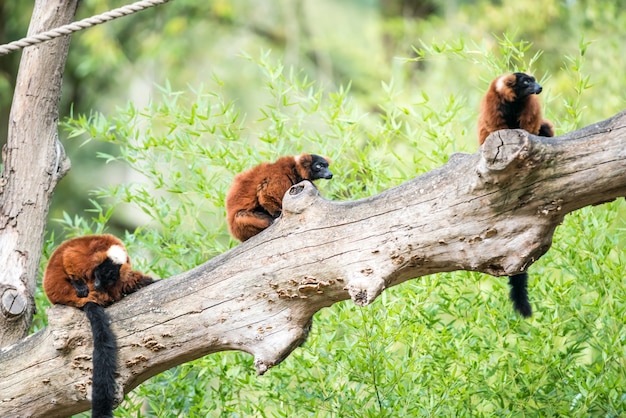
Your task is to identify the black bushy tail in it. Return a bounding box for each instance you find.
[83,302,117,418]
[508,273,532,317]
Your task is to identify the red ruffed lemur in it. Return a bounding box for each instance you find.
[226,153,333,242]
[477,72,555,317]
[44,234,154,418]
[478,72,554,145]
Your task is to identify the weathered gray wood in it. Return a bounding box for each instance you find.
[1,112,625,417]
[0,0,75,346]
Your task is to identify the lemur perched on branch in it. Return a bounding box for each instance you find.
[477,72,555,317]
[44,234,154,417]
[226,153,333,242]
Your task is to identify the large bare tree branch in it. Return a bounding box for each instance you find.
[0,0,75,346]
[1,112,625,417]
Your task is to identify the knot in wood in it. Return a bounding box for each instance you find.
[54,138,72,179]
[481,129,531,172]
[1,287,27,316]
[282,180,320,215]
[345,274,385,306]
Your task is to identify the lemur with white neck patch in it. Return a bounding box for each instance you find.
[44,234,154,417]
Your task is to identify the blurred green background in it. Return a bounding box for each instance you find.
[3,0,626,416]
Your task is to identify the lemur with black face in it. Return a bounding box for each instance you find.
[477,72,555,318]
[44,234,154,417]
[226,153,333,242]
[478,72,554,145]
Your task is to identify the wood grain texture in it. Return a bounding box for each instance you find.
[1,112,625,417]
[0,0,75,346]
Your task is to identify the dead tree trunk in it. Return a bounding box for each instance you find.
[0,0,75,346]
[1,113,625,417]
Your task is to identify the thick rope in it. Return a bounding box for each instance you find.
[0,0,171,56]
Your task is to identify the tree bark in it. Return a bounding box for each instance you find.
[0,0,75,346]
[1,112,625,417]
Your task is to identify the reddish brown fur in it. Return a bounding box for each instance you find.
[476,73,556,318]
[478,73,554,145]
[226,153,330,242]
[44,234,153,308]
